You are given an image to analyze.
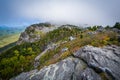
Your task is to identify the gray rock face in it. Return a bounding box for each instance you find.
[74,45,120,80]
[17,24,57,44]
[11,45,120,80]
[11,57,87,80]
[34,43,59,68]
[17,31,40,44]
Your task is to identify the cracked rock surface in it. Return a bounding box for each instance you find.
[11,45,120,80]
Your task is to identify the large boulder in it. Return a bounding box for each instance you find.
[11,45,120,80]
[74,45,120,80]
[11,57,87,80]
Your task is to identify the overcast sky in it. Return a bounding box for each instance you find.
[0,0,120,27]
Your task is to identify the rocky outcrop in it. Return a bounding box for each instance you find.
[34,43,59,68]
[11,45,120,80]
[74,45,120,80]
[17,23,57,44]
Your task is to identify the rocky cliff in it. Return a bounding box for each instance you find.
[17,23,57,44]
[11,45,120,80]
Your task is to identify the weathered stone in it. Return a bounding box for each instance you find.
[11,45,120,80]
[10,70,38,80]
[61,47,68,52]
[74,45,120,80]
[17,23,57,44]
[69,36,76,41]
[77,68,102,80]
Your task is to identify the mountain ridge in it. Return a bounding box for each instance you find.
[0,22,120,80]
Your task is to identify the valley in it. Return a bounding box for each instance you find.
[0,33,20,48]
[0,26,25,53]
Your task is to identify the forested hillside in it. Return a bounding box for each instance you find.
[0,23,120,80]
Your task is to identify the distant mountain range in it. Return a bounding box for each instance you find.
[0,26,25,37]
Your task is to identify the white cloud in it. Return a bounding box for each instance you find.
[12,0,118,26]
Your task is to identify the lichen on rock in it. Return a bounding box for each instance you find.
[11,45,120,80]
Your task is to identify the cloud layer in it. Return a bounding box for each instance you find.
[0,0,120,26]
